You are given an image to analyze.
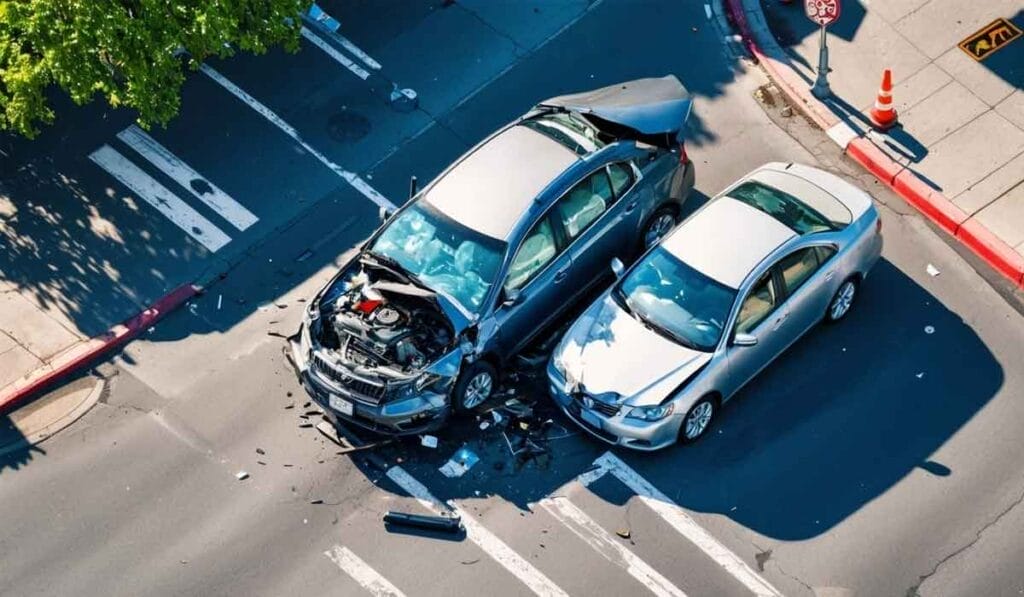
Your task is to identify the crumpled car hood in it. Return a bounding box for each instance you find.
[538,75,692,141]
[558,294,711,406]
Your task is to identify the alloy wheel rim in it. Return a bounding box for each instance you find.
[463,372,493,409]
[831,281,855,320]
[685,401,713,439]
[645,214,677,248]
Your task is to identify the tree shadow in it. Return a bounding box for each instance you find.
[0,413,46,475]
[361,258,1002,541]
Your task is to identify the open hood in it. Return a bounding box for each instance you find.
[538,75,692,143]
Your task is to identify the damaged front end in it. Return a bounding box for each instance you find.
[291,254,471,435]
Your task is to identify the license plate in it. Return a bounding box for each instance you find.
[329,394,354,416]
[580,408,602,428]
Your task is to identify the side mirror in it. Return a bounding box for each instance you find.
[379,206,393,223]
[610,257,625,279]
[732,333,757,347]
[502,288,522,307]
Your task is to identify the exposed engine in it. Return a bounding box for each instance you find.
[316,268,453,377]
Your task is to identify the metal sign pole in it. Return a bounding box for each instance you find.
[811,23,832,99]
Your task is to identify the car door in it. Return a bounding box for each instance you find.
[552,166,633,299]
[492,212,572,356]
[722,271,791,397]
[774,245,837,338]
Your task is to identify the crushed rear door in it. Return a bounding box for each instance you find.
[538,75,692,147]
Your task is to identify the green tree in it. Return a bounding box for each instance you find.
[0,0,310,138]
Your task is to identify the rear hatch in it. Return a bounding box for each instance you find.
[538,75,692,149]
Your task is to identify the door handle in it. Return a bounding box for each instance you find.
[624,200,638,213]
[554,268,570,283]
[824,271,836,282]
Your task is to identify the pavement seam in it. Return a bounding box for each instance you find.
[952,148,1024,216]
[907,484,1024,597]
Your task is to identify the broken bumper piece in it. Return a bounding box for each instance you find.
[289,332,451,436]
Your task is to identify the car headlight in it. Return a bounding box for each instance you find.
[552,352,567,377]
[626,403,675,422]
[413,373,455,393]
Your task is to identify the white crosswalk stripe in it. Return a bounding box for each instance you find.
[540,496,688,597]
[325,545,407,597]
[117,125,258,231]
[89,145,231,252]
[300,26,371,80]
[385,466,569,597]
[590,452,784,597]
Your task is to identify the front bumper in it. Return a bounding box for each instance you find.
[546,359,681,451]
[288,329,451,436]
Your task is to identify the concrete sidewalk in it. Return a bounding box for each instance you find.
[750,0,1024,285]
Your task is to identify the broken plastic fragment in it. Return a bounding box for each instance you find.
[615,528,631,539]
[235,471,249,480]
[420,435,439,448]
[439,445,480,478]
[926,264,940,277]
[924,326,935,334]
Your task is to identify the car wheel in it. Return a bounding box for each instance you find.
[679,396,716,444]
[825,278,858,323]
[641,206,678,249]
[452,361,497,412]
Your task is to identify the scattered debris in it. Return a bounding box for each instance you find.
[235,471,249,481]
[492,410,505,425]
[257,461,267,466]
[780,105,793,117]
[916,372,925,379]
[304,410,320,416]
[420,435,439,449]
[256,448,266,455]
[217,294,223,310]
[755,549,772,572]
[615,528,631,539]
[310,499,324,505]
[479,420,491,430]
[284,403,295,410]
[924,325,935,334]
[461,558,480,565]
[303,402,311,408]
[316,420,392,454]
[283,464,294,468]
[439,445,480,478]
[385,511,463,533]
[299,423,313,428]
[926,263,940,277]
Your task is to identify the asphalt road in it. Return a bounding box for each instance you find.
[2,1,1024,596]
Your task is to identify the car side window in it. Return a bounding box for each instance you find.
[735,273,778,334]
[608,162,635,197]
[777,247,821,295]
[555,169,616,241]
[505,216,558,291]
[814,245,837,264]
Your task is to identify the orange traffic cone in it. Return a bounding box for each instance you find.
[869,69,898,131]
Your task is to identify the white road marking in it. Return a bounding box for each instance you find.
[332,32,381,70]
[199,64,396,211]
[117,125,258,231]
[300,26,371,80]
[302,8,382,71]
[593,453,784,597]
[385,466,569,597]
[89,145,231,252]
[325,545,407,597]
[540,496,687,597]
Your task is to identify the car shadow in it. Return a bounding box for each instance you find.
[359,257,1002,542]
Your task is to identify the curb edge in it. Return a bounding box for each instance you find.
[0,284,199,415]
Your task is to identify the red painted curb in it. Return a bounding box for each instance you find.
[0,284,199,415]
[724,0,1024,289]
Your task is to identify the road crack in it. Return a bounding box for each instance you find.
[906,484,1024,597]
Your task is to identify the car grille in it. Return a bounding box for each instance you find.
[573,393,620,417]
[566,400,620,444]
[311,353,387,404]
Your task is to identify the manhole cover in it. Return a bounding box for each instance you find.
[327,111,371,143]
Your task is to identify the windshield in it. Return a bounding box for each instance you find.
[616,247,736,351]
[370,202,505,314]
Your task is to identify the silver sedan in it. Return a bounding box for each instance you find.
[547,162,883,450]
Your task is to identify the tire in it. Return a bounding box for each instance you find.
[640,206,679,250]
[452,361,497,412]
[679,396,716,444]
[825,277,858,323]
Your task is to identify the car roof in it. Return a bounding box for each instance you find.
[423,125,579,240]
[660,197,796,289]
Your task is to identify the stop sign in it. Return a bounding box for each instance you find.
[805,0,841,26]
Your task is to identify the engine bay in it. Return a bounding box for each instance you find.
[315,265,454,379]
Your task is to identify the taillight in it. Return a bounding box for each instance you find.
[678,142,689,166]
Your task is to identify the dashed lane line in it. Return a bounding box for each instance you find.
[300,26,371,80]
[325,545,407,597]
[540,496,688,597]
[199,63,396,212]
[385,466,569,597]
[591,452,784,597]
[89,145,231,252]
[117,125,258,231]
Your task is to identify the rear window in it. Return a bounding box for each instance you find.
[520,112,605,155]
[728,181,841,234]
